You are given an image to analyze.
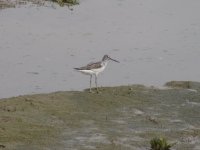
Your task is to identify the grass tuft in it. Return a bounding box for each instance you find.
[150,137,176,150]
[53,0,79,7]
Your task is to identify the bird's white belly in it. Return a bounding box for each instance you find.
[78,66,106,76]
[91,66,105,75]
[78,70,94,75]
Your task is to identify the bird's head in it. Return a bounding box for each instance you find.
[102,55,119,63]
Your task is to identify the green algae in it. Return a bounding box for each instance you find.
[0,81,200,149]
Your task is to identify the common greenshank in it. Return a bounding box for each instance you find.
[74,55,119,92]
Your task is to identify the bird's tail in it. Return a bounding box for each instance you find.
[74,68,80,70]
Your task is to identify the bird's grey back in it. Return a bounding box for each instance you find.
[75,61,102,70]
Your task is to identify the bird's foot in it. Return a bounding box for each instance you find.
[89,89,95,93]
[96,88,101,94]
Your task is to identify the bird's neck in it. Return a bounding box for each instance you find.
[101,60,109,67]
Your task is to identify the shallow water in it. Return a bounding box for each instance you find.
[0,0,200,98]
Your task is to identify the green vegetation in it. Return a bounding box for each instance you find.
[53,0,79,6]
[150,137,175,150]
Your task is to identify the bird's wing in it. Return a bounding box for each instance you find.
[86,61,102,70]
[74,66,88,70]
[74,61,102,70]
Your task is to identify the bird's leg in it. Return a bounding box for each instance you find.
[90,75,92,92]
[95,75,99,92]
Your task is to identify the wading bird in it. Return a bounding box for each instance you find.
[74,55,119,92]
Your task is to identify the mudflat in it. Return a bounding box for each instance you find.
[0,81,200,150]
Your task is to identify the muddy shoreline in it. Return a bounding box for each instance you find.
[1,1,200,149]
[0,81,200,150]
[0,0,46,9]
[0,0,77,9]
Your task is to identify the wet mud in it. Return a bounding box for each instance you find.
[0,81,200,150]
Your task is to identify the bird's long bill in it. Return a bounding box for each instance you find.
[109,57,120,63]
